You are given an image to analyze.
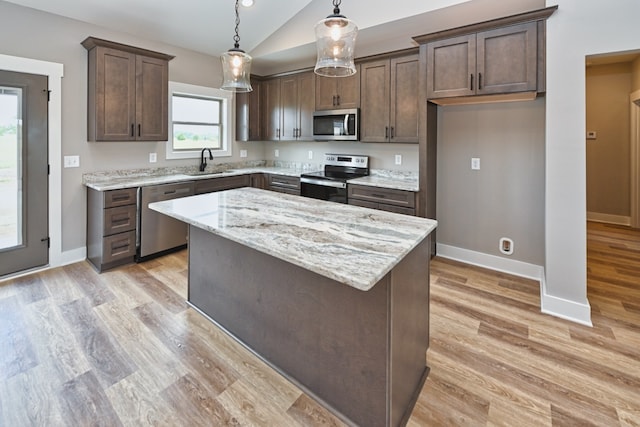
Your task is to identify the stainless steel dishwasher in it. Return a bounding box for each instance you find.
[137,181,195,260]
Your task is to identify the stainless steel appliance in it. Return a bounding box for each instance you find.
[313,108,359,141]
[137,181,195,260]
[300,154,369,204]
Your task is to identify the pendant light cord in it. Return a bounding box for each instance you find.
[233,0,241,49]
[332,0,341,15]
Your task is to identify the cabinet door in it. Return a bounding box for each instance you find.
[136,55,169,141]
[390,54,419,143]
[94,46,136,141]
[236,79,261,141]
[335,68,360,108]
[360,59,390,143]
[263,78,281,140]
[280,75,298,140]
[297,72,315,140]
[315,75,338,110]
[476,22,537,95]
[426,34,476,99]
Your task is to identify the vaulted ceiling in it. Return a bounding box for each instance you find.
[4,0,545,75]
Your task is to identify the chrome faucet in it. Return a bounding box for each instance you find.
[199,148,213,172]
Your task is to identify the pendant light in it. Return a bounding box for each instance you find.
[314,0,358,77]
[220,0,253,92]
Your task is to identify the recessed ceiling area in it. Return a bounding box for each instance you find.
[3,0,545,75]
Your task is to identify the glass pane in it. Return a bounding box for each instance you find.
[173,124,221,150]
[0,87,22,250]
[172,95,220,123]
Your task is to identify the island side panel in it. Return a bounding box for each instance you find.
[188,225,389,427]
[389,235,431,427]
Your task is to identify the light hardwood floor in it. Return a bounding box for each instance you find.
[1,222,639,426]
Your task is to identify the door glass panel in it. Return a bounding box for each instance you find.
[0,87,22,250]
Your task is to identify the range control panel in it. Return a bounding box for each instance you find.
[324,153,369,168]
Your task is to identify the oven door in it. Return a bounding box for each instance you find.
[300,177,347,204]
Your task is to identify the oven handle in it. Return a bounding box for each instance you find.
[300,177,347,189]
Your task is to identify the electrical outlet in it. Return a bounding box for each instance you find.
[275,149,280,158]
[63,155,80,168]
[240,149,247,158]
[395,154,402,165]
[586,131,597,140]
[149,152,157,163]
[499,237,514,255]
[471,157,480,170]
[308,150,313,160]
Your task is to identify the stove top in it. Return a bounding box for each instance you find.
[301,154,369,183]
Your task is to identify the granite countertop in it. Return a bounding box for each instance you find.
[83,164,420,192]
[149,187,436,291]
[83,166,310,191]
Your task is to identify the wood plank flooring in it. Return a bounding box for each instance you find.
[1,221,639,426]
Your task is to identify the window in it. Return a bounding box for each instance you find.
[166,81,233,159]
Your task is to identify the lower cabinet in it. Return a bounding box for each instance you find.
[348,184,417,216]
[249,173,266,189]
[87,187,138,272]
[267,174,300,195]
[194,174,251,195]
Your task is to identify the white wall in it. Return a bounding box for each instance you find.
[544,0,640,324]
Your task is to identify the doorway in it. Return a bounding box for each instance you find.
[0,70,49,277]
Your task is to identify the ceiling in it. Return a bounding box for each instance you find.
[4,0,545,75]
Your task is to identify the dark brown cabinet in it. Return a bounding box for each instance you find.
[360,54,419,143]
[315,66,360,110]
[87,187,138,272]
[267,174,300,195]
[194,175,251,195]
[236,78,262,141]
[280,72,315,140]
[348,184,417,216]
[426,22,538,100]
[249,173,266,189]
[263,78,282,141]
[82,37,173,142]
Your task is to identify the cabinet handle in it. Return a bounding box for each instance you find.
[470,74,474,91]
[130,124,134,137]
[478,72,482,90]
[390,127,395,139]
[336,95,340,105]
[371,193,386,198]
[138,124,141,137]
[332,95,336,106]
[385,126,389,138]
[277,128,280,138]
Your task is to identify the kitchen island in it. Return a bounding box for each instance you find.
[149,188,437,427]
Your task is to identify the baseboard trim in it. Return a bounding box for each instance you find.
[436,243,544,281]
[587,211,631,226]
[436,243,593,326]
[540,275,593,326]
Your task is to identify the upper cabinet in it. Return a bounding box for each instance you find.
[82,37,174,142]
[415,7,557,104]
[360,54,419,143]
[426,22,537,100]
[263,72,315,141]
[236,78,262,141]
[315,66,360,110]
[280,72,315,140]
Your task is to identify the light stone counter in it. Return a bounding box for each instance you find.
[149,187,436,291]
[348,169,419,192]
[83,166,313,191]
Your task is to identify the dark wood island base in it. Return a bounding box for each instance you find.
[188,225,431,427]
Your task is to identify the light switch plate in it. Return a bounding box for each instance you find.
[395,154,402,165]
[63,155,80,168]
[149,152,157,163]
[308,150,313,160]
[275,149,280,158]
[240,149,248,158]
[471,158,480,170]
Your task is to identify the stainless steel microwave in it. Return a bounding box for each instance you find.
[312,108,359,141]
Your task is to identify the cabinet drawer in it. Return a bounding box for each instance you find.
[194,175,251,195]
[104,188,137,208]
[103,205,136,236]
[377,203,416,216]
[348,185,416,208]
[268,174,300,191]
[348,198,378,210]
[102,230,136,264]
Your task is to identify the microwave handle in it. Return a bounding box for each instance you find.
[344,114,350,136]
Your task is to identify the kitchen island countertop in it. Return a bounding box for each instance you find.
[149,187,436,291]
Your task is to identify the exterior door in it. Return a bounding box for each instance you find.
[0,70,48,277]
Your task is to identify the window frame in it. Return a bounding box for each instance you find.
[166,81,233,160]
